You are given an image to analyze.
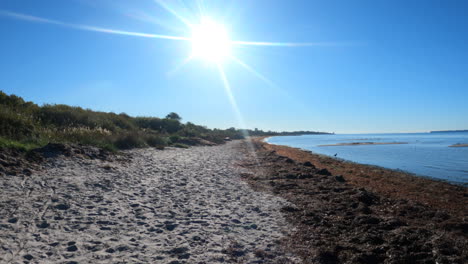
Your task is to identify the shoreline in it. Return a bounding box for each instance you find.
[242,138,467,262]
[265,138,466,187]
[257,137,467,217]
[318,142,408,147]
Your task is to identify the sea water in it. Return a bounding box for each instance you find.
[266,132,468,185]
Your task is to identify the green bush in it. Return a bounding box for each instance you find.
[161,118,182,133]
[114,133,147,149]
[0,137,41,151]
[169,135,180,144]
[134,117,163,131]
[0,109,37,140]
[145,134,167,147]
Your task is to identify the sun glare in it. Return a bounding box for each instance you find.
[190,18,231,63]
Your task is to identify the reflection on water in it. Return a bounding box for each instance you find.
[267,132,468,185]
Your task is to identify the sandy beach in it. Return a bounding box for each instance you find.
[0,142,299,263]
[1,139,467,263]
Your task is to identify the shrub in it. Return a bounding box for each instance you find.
[134,117,163,131]
[0,109,37,140]
[169,135,181,144]
[114,133,146,149]
[161,118,182,133]
[0,91,28,108]
[0,137,40,151]
[145,134,167,147]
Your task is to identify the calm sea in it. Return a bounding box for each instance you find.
[266,132,468,186]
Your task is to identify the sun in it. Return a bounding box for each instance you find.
[190,18,231,63]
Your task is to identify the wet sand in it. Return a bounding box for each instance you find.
[0,142,299,263]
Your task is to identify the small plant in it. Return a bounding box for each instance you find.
[172,143,189,148]
[145,134,167,148]
[0,137,41,151]
[169,135,181,144]
[114,133,146,149]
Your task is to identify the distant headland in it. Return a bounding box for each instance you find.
[265,131,334,136]
[430,130,468,133]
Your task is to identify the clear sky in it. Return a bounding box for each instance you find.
[1,0,467,133]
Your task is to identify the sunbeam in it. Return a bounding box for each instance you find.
[232,40,354,47]
[79,25,189,40]
[217,65,245,129]
[230,56,278,88]
[153,0,193,28]
[230,55,311,116]
[231,55,300,99]
[167,55,195,77]
[195,0,207,18]
[0,10,189,41]
[217,64,261,167]
[125,10,188,35]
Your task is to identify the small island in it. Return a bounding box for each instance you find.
[319,142,408,147]
[430,130,468,133]
[449,143,468,147]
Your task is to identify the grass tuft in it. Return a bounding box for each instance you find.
[172,143,189,148]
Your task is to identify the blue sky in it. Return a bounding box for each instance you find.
[1,0,467,133]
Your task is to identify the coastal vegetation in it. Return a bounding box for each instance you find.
[0,91,328,151]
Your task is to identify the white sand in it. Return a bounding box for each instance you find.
[0,141,299,263]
